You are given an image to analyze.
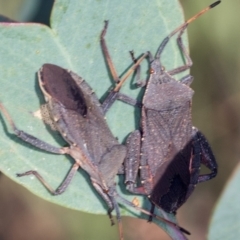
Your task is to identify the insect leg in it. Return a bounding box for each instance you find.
[117,93,141,107]
[100,20,120,84]
[148,202,156,222]
[129,50,154,88]
[155,1,220,83]
[195,130,218,183]
[115,192,190,235]
[17,163,79,195]
[124,130,146,194]
[103,50,149,110]
[91,182,115,225]
[129,50,144,86]
[0,102,65,154]
[185,134,202,200]
[166,1,221,76]
[156,1,220,60]
[101,21,148,113]
[108,192,123,240]
[168,26,193,76]
[102,90,140,114]
[101,51,148,113]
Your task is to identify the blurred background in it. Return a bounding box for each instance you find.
[0,0,238,239]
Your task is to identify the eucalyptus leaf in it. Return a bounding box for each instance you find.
[0,0,188,239]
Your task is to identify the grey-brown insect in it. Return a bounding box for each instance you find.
[0,64,148,240]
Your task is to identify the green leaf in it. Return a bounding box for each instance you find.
[208,163,240,239]
[0,0,188,239]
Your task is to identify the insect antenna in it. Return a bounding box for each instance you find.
[156,1,221,59]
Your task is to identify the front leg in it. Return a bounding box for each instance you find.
[100,21,148,113]
[167,25,193,76]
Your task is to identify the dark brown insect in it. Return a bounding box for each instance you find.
[113,1,219,216]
